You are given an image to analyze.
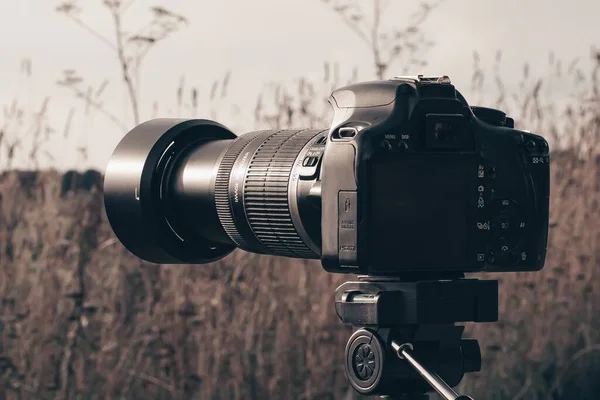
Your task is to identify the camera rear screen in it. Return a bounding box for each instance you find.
[369,154,477,271]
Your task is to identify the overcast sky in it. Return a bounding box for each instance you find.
[1,0,599,170]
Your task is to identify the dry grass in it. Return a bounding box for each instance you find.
[0,170,355,400]
[1,51,599,400]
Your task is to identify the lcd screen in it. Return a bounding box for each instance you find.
[369,154,477,271]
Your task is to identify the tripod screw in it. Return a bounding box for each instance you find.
[345,329,385,395]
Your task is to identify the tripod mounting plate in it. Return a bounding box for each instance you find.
[335,278,498,326]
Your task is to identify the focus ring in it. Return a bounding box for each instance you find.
[214,130,271,248]
[244,129,321,258]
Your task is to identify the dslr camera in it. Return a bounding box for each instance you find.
[104,75,550,276]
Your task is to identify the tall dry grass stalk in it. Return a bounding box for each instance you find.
[321,0,441,79]
[0,59,55,170]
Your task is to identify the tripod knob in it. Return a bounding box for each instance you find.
[344,329,386,395]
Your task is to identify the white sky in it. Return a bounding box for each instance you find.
[1,0,598,170]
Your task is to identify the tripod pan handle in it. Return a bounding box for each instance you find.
[391,342,474,400]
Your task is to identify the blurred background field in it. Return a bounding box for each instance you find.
[1,1,599,399]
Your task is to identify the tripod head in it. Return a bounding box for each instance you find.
[335,277,499,399]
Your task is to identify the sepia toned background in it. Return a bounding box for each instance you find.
[0,0,599,398]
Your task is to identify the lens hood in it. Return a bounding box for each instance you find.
[103,118,237,264]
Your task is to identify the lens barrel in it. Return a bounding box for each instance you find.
[216,128,323,258]
[103,119,325,264]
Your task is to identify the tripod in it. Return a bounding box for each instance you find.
[335,276,499,399]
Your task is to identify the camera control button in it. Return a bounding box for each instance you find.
[397,140,408,151]
[494,199,518,210]
[338,127,357,138]
[497,217,512,232]
[508,252,521,265]
[486,250,495,264]
[380,140,392,151]
[302,156,319,167]
[497,237,510,253]
[525,140,536,152]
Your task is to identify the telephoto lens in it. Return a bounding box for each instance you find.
[103,118,327,264]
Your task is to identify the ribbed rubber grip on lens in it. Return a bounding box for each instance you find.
[214,130,270,248]
[244,129,321,258]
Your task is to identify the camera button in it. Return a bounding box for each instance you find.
[525,140,536,152]
[302,156,319,167]
[380,140,392,151]
[498,217,511,231]
[497,237,510,253]
[508,252,521,265]
[338,127,357,138]
[397,140,408,151]
[486,251,495,264]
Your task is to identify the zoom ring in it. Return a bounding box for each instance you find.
[214,130,271,248]
[244,129,321,258]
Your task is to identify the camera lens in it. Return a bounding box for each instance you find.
[103,119,324,264]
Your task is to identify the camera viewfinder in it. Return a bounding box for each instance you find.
[425,113,472,150]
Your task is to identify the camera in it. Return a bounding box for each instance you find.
[103,75,550,276]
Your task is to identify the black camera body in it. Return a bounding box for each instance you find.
[319,76,550,275]
[103,75,549,277]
